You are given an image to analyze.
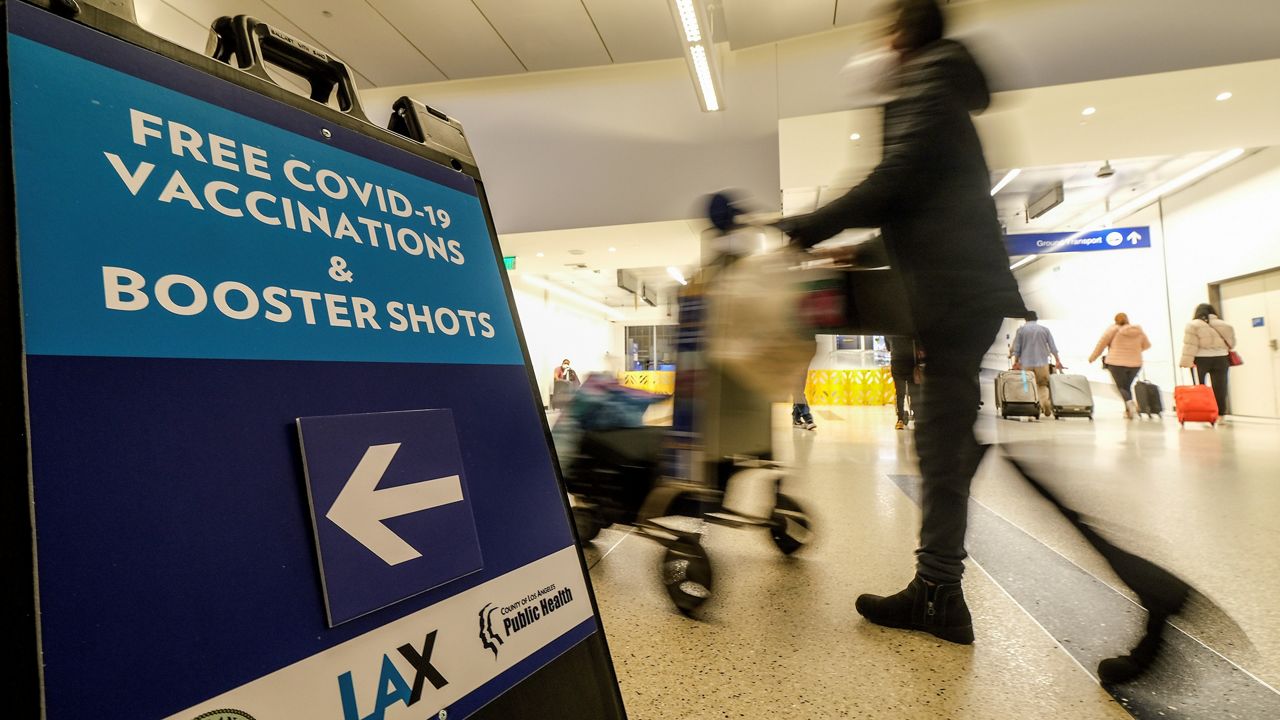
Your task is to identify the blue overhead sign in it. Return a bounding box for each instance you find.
[1004,226,1151,256]
[8,4,608,719]
[298,409,484,626]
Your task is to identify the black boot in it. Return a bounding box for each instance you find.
[1097,612,1169,684]
[855,576,974,645]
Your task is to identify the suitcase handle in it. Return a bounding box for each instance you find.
[207,15,368,123]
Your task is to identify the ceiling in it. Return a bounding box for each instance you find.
[991,152,1224,236]
[134,0,1280,238]
[499,219,706,309]
[136,0,971,86]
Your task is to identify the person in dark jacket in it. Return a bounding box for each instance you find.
[777,0,1025,645]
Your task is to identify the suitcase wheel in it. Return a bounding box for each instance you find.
[573,506,603,543]
[661,538,713,616]
[769,493,812,556]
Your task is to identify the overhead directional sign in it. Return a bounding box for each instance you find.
[1004,226,1151,256]
[298,409,483,626]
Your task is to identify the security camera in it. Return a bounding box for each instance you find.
[1096,161,1115,179]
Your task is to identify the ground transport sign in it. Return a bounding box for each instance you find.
[1004,226,1151,256]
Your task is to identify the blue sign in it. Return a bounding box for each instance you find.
[1004,226,1151,256]
[9,4,602,719]
[1254,317,1266,328]
[298,409,483,626]
[12,33,520,366]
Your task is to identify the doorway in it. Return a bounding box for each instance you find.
[1216,268,1280,418]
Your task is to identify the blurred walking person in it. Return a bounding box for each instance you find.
[1088,312,1151,419]
[1179,303,1237,417]
[777,0,1024,644]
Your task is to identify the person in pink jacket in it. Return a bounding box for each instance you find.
[1088,312,1152,419]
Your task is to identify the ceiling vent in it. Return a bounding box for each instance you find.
[1026,183,1065,220]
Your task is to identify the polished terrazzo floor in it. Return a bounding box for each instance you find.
[580,383,1280,719]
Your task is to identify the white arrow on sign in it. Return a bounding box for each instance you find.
[326,442,464,566]
[1127,231,1143,244]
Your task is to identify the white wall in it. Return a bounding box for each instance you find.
[997,147,1280,408]
[1162,146,1280,331]
[510,283,616,407]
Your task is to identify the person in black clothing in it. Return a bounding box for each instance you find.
[887,336,920,429]
[777,0,1024,644]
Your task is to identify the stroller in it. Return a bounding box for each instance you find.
[558,240,816,615]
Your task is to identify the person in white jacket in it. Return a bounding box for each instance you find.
[1178,303,1236,416]
[1088,312,1151,419]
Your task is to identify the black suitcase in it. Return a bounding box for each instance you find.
[1135,378,1163,418]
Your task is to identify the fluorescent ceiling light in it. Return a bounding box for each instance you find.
[1009,256,1037,271]
[1216,91,1233,101]
[689,45,720,112]
[674,0,701,42]
[668,0,722,112]
[667,266,688,285]
[990,168,1021,196]
[522,274,623,319]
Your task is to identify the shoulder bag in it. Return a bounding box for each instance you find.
[1208,323,1242,366]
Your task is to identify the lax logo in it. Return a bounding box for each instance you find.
[337,630,447,720]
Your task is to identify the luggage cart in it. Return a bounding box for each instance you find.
[561,237,815,615]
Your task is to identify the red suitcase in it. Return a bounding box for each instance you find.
[1174,369,1219,427]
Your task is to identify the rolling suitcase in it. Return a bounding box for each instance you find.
[1134,375,1163,418]
[1048,372,1094,420]
[997,370,1040,419]
[1175,369,1218,427]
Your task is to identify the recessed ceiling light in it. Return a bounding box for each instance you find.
[608,247,616,252]
[568,249,585,255]
[535,252,544,257]
[849,133,861,141]
[1081,107,1097,116]
[1216,91,1233,101]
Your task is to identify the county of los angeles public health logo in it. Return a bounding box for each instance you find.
[192,711,257,720]
[478,603,505,658]
[477,584,576,659]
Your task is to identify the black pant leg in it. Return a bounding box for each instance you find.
[1209,357,1230,415]
[1195,356,1230,415]
[894,375,908,422]
[913,314,1003,584]
[1108,366,1139,402]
